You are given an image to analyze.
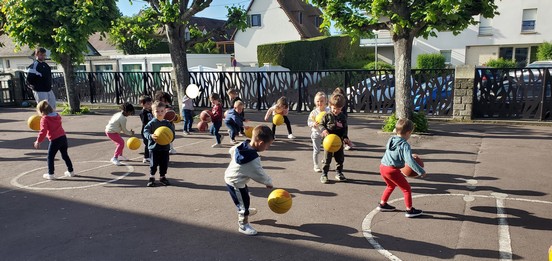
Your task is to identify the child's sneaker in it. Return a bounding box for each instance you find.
[344,144,352,151]
[111,157,121,166]
[169,148,177,155]
[43,174,55,180]
[142,158,150,164]
[377,203,396,212]
[183,131,190,135]
[146,178,156,187]
[118,155,129,161]
[335,172,347,181]
[287,134,296,139]
[159,177,170,186]
[248,208,258,216]
[405,208,423,218]
[320,173,329,184]
[64,171,75,177]
[230,139,238,145]
[313,165,322,173]
[212,143,222,148]
[238,223,257,236]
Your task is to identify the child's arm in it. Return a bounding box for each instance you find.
[119,116,134,136]
[402,146,426,177]
[307,110,317,128]
[264,107,274,121]
[248,158,274,188]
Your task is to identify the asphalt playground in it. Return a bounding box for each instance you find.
[1,107,551,260]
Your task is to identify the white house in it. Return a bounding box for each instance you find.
[232,0,323,66]
[363,0,552,68]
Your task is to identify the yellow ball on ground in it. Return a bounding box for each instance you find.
[267,189,292,214]
[315,111,326,123]
[154,126,173,145]
[272,114,284,126]
[126,137,141,150]
[28,115,41,131]
[323,134,342,153]
[244,126,253,138]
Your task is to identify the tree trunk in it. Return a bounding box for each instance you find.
[60,54,80,114]
[166,23,190,113]
[393,35,414,120]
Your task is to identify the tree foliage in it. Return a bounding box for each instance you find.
[309,0,498,120]
[190,40,220,54]
[537,42,552,61]
[109,15,167,55]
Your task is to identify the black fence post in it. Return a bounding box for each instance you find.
[257,72,262,110]
[539,69,549,121]
[88,72,95,103]
[344,71,350,113]
[297,72,302,112]
[115,72,121,104]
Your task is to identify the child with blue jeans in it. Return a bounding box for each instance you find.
[209,93,224,148]
[181,94,194,134]
[143,101,175,187]
[139,95,154,164]
[225,100,245,144]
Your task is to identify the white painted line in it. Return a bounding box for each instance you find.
[493,194,513,261]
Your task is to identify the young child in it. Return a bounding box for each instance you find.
[139,95,154,164]
[333,87,354,150]
[264,96,295,140]
[33,101,74,180]
[154,91,177,154]
[105,102,135,166]
[225,100,245,145]
[143,101,175,187]
[181,93,194,135]
[227,88,245,135]
[307,92,330,173]
[209,93,224,148]
[319,93,349,183]
[224,125,274,236]
[378,118,426,218]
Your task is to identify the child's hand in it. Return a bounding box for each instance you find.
[130,130,135,135]
[266,185,273,189]
[152,134,158,141]
[244,119,250,122]
[321,130,329,137]
[264,116,269,121]
[33,141,40,149]
[418,173,428,178]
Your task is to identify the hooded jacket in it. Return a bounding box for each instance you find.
[36,112,65,143]
[381,136,425,175]
[27,60,52,92]
[224,140,273,188]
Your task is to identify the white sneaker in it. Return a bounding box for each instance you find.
[288,134,296,139]
[313,166,322,173]
[142,158,150,164]
[111,157,121,166]
[211,143,222,148]
[230,139,238,145]
[183,131,190,135]
[118,155,129,161]
[64,171,75,177]
[238,223,257,236]
[43,174,55,180]
[169,148,177,155]
[344,144,352,151]
[248,208,258,216]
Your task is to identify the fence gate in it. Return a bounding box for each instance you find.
[0,73,16,106]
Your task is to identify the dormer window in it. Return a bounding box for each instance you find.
[248,14,261,27]
[298,12,303,24]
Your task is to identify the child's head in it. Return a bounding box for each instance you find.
[234,100,244,113]
[329,93,345,115]
[314,92,326,110]
[210,93,220,105]
[227,88,238,99]
[251,125,274,152]
[120,102,135,116]
[276,96,288,109]
[395,118,414,137]
[333,87,345,96]
[139,95,153,110]
[152,101,166,119]
[36,100,53,115]
[154,91,172,104]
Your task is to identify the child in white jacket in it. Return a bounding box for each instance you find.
[307,92,330,173]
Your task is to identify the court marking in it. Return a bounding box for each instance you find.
[362,193,552,261]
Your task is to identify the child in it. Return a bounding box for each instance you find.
[143,101,176,187]
[307,92,330,173]
[378,118,426,218]
[264,96,295,140]
[209,93,224,148]
[33,100,74,180]
[333,87,354,150]
[139,95,154,164]
[225,100,245,144]
[224,125,274,235]
[105,102,135,166]
[227,88,245,135]
[181,93,194,135]
[154,90,177,154]
[319,93,349,183]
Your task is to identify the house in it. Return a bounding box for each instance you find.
[232,0,324,66]
[362,0,552,67]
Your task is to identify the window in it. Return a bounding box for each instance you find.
[248,14,261,27]
[499,47,513,61]
[298,12,303,24]
[521,9,537,32]
[314,16,323,27]
[478,16,493,35]
[95,64,113,72]
[440,50,452,64]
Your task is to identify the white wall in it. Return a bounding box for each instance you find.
[234,0,302,65]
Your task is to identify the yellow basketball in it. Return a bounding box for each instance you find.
[267,189,292,214]
[126,137,141,150]
[27,115,41,131]
[272,114,284,126]
[244,126,253,138]
[323,134,342,153]
[153,126,173,145]
[315,111,326,123]
[174,114,182,123]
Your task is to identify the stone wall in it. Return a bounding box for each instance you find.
[452,65,475,121]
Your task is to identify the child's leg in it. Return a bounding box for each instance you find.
[284,116,293,134]
[322,151,333,173]
[226,184,251,223]
[57,136,74,172]
[142,135,149,159]
[213,121,222,143]
[150,150,159,177]
[158,150,170,177]
[225,120,237,140]
[334,147,345,172]
[106,132,124,158]
[183,109,193,132]
[47,140,61,174]
[271,124,277,138]
[311,132,322,167]
[379,164,412,208]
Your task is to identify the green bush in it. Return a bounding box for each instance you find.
[60,103,91,115]
[537,42,552,61]
[417,53,446,69]
[363,61,394,70]
[382,112,429,133]
[485,58,516,68]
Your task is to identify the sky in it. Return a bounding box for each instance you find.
[116,0,249,19]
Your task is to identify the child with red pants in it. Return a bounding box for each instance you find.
[378,118,427,218]
[105,102,135,166]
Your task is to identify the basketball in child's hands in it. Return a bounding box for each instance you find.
[197,121,208,132]
[126,137,141,150]
[323,134,342,152]
[272,114,284,126]
[315,112,326,123]
[199,110,212,122]
[153,126,173,145]
[28,115,41,131]
[244,126,253,138]
[401,154,424,177]
[267,189,292,214]
[164,110,177,122]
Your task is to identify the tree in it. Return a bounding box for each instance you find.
[109,15,167,55]
[127,0,247,110]
[309,0,498,119]
[190,40,220,54]
[1,0,119,113]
